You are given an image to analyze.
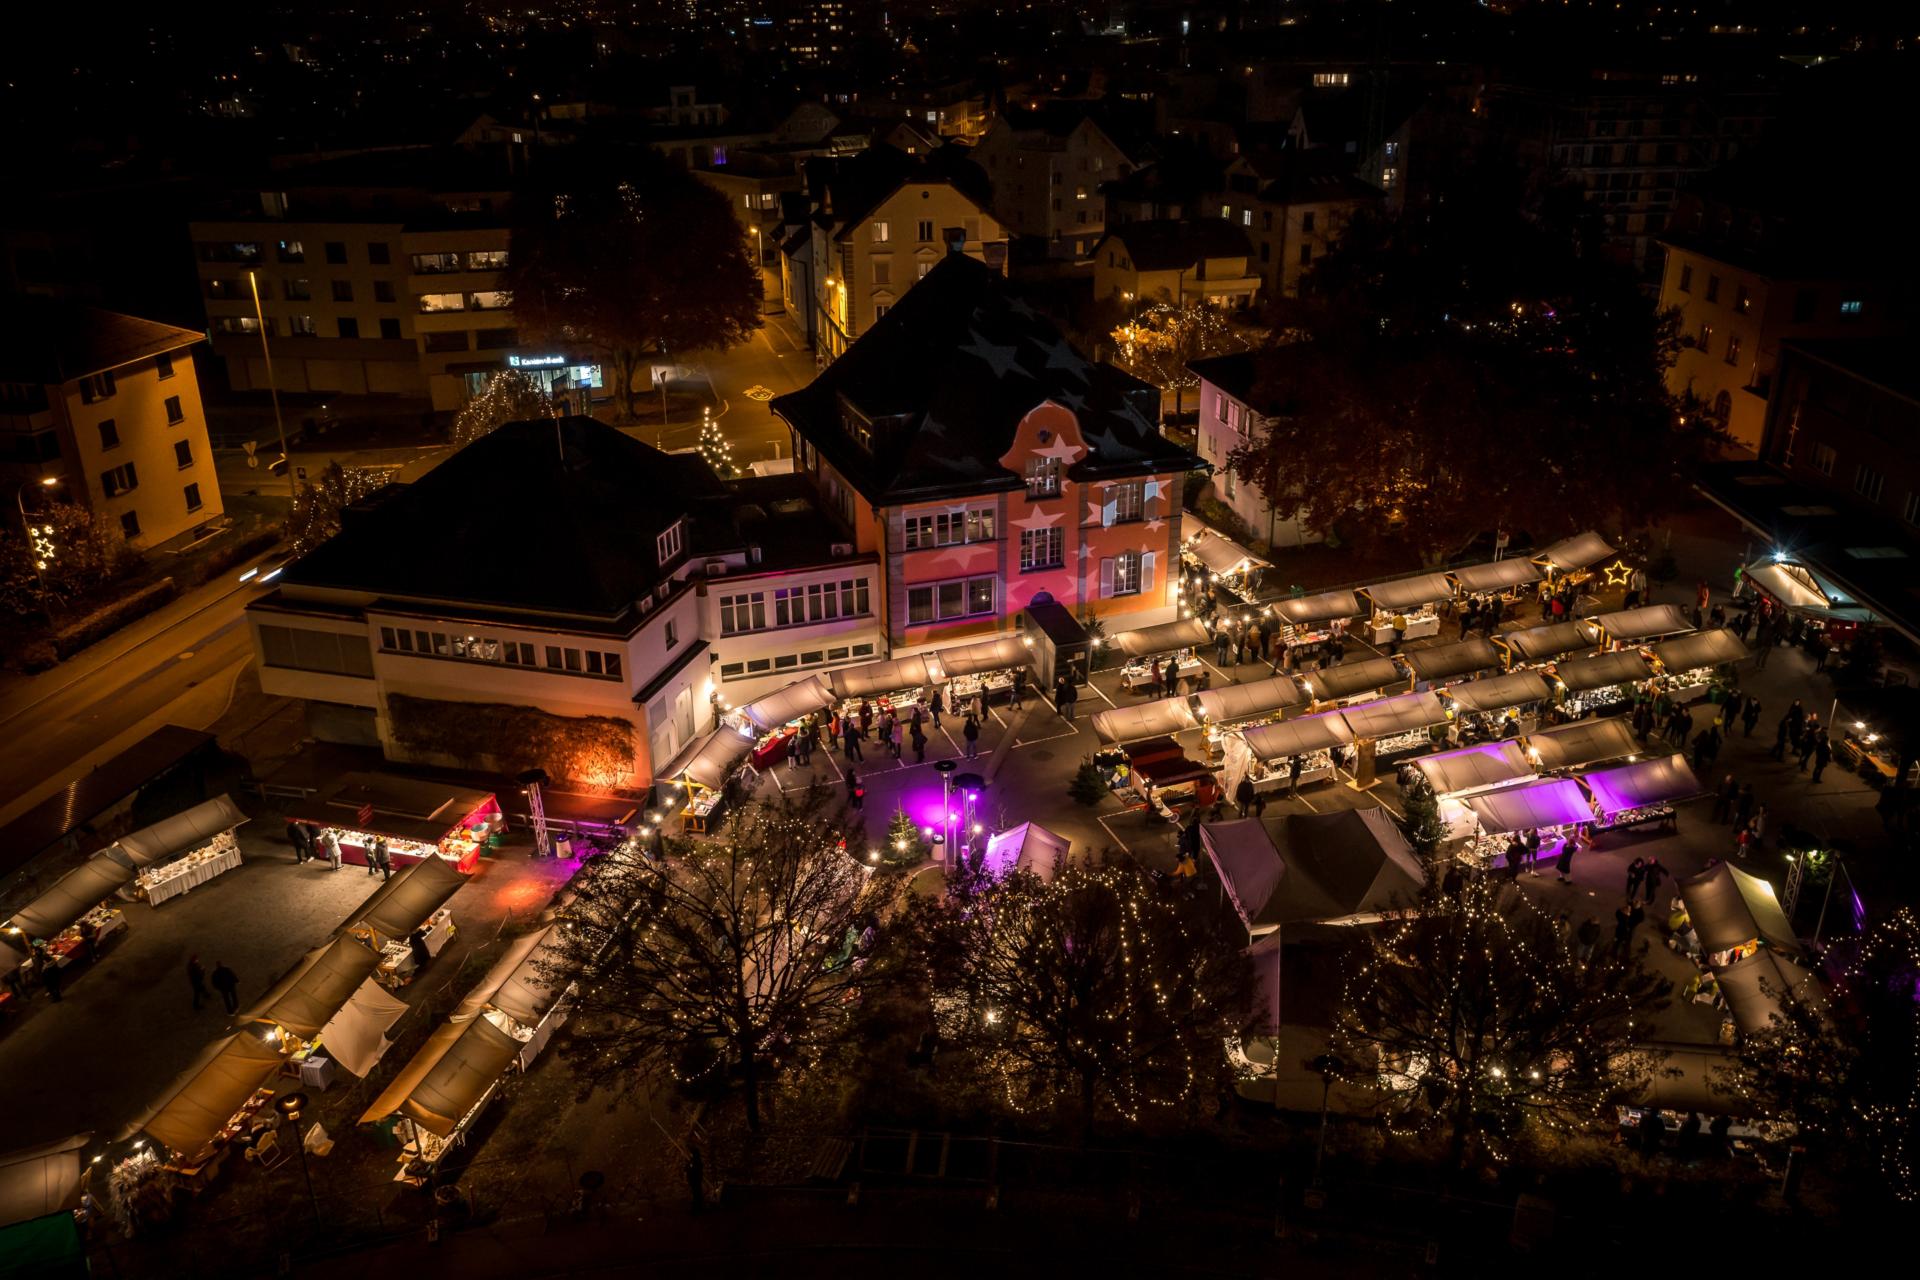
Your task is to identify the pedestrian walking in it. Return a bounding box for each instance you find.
[685,1146,706,1214]
[1785,698,1807,745]
[848,768,864,812]
[40,953,62,1003]
[1010,668,1026,711]
[1722,689,1744,729]
[910,719,927,763]
[372,837,393,881]
[366,833,383,875]
[1811,730,1832,782]
[1555,836,1576,883]
[1711,773,1737,824]
[962,715,980,759]
[1575,917,1601,963]
[1063,678,1079,721]
[285,819,311,863]
[842,718,865,763]
[1770,714,1792,761]
[1642,857,1667,907]
[1797,727,1819,772]
[1214,629,1231,665]
[1613,901,1644,953]
[929,687,945,730]
[1287,754,1303,797]
[210,961,240,1014]
[1235,774,1256,818]
[1625,856,1647,902]
[1525,828,1542,875]
[187,955,209,1009]
[1741,697,1762,737]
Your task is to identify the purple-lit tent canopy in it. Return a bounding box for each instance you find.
[1582,754,1704,817]
[983,822,1070,881]
[1413,742,1534,797]
[1464,778,1593,833]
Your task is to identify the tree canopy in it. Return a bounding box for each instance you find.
[448,368,555,447]
[504,150,761,420]
[1226,161,1716,561]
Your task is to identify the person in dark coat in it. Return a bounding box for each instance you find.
[286,820,311,863]
[1288,754,1304,797]
[1625,857,1647,901]
[929,687,945,729]
[962,715,981,759]
[1711,773,1737,824]
[187,955,210,1010]
[1741,697,1762,737]
[842,717,864,763]
[210,961,239,1013]
[1055,675,1072,721]
[1811,730,1833,783]
[1642,857,1667,906]
[1235,775,1256,817]
[408,927,433,973]
[910,719,928,763]
[372,837,393,881]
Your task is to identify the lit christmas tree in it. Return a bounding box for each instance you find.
[697,410,736,478]
[883,804,929,866]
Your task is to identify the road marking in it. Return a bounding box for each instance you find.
[1095,814,1133,856]
[1012,724,1080,749]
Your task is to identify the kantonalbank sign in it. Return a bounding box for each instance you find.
[508,353,567,368]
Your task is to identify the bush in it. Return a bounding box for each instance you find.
[1069,760,1108,807]
[52,578,178,659]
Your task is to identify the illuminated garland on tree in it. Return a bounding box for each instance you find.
[697,412,737,478]
[1846,907,1920,1201]
[448,368,557,447]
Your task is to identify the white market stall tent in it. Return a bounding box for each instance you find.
[1361,572,1455,611]
[1110,617,1212,659]
[1414,742,1535,798]
[1444,670,1553,713]
[1193,674,1305,724]
[1591,604,1694,644]
[1202,810,1425,938]
[982,822,1070,881]
[344,854,466,945]
[1091,696,1199,745]
[123,1030,285,1159]
[318,980,411,1078]
[1187,530,1269,578]
[0,1133,89,1230]
[1651,630,1751,672]
[932,635,1034,679]
[1341,691,1449,740]
[1450,559,1541,593]
[1525,716,1640,771]
[1503,621,1602,663]
[1242,712,1354,762]
[1302,656,1404,702]
[240,935,382,1040]
[735,675,836,733]
[1717,950,1822,1038]
[113,795,249,867]
[1677,863,1801,957]
[658,724,758,793]
[1534,531,1616,573]
[1554,651,1653,692]
[1271,589,1362,627]
[830,655,933,699]
[1405,639,1504,683]
[4,854,134,941]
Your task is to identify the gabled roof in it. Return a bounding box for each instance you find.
[283,417,732,622]
[771,256,1200,505]
[1188,343,1317,416]
[0,298,201,384]
[1097,218,1252,272]
[808,143,990,241]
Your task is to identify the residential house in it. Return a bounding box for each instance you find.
[771,255,1202,650]
[1100,148,1224,227]
[0,298,223,550]
[1090,220,1259,309]
[1187,349,1321,550]
[971,105,1135,260]
[246,417,884,787]
[1212,150,1381,298]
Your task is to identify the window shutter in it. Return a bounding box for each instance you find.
[1101,489,1117,527]
[1099,557,1115,599]
[1141,551,1157,596]
[1143,479,1161,520]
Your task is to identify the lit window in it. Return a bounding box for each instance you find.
[1020,527,1064,570]
[871,221,890,243]
[1110,551,1142,596]
[1026,456,1061,497]
[418,293,466,313]
[1839,299,1864,317]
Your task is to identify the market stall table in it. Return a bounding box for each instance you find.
[1552,651,1653,717]
[303,773,501,872]
[1651,630,1751,702]
[135,832,243,906]
[1583,753,1703,831]
[377,907,455,987]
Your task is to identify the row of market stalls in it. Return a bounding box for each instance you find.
[1,796,250,1007]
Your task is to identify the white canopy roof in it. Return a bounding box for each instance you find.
[317,978,410,1078]
[983,822,1070,881]
[241,936,381,1038]
[658,723,758,791]
[1503,621,1602,663]
[1718,950,1821,1038]
[1554,650,1652,692]
[1445,671,1553,713]
[6,855,136,941]
[1414,742,1535,797]
[1652,630,1750,671]
[1187,530,1268,576]
[1362,572,1455,611]
[1193,674,1305,724]
[1742,559,1834,612]
[1583,754,1703,817]
[1090,697,1198,745]
[830,655,931,698]
[1678,863,1800,956]
[1304,656,1403,701]
[114,794,248,867]
[1591,604,1694,643]
[1405,638,1503,682]
[933,635,1034,678]
[1451,559,1541,592]
[459,925,566,1027]
[737,675,836,732]
[126,1031,285,1157]
[1242,712,1353,761]
[0,1133,90,1230]
[1112,617,1211,658]
[1535,531,1616,572]
[1272,589,1362,626]
[1525,716,1639,770]
[344,853,466,943]
[1342,691,1449,739]
[1465,778,1594,833]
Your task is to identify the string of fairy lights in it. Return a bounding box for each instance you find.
[1847,907,1920,1201]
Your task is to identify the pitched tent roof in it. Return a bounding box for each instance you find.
[1554,650,1652,692]
[1534,531,1616,572]
[283,417,732,621]
[1525,716,1639,770]
[317,979,410,1078]
[1582,754,1704,818]
[1362,572,1454,611]
[1187,530,1268,576]
[1193,674,1305,724]
[1269,809,1425,921]
[1465,778,1593,833]
[1451,559,1541,593]
[1677,863,1800,956]
[0,1133,90,1230]
[113,794,248,867]
[240,936,382,1039]
[1112,617,1211,658]
[830,655,933,698]
[1652,630,1751,671]
[1591,604,1694,643]
[932,635,1034,678]
[1342,691,1448,738]
[657,725,758,792]
[1098,217,1252,271]
[361,1011,520,1137]
[1091,697,1197,745]
[0,297,202,384]
[1503,621,1602,663]
[982,822,1070,881]
[1717,950,1821,1037]
[1241,711,1352,760]
[1303,656,1402,701]
[6,855,135,940]
[1444,671,1553,713]
[1272,589,1361,626]
[1200,819,1292,933]
[770,255,1200,506]
[126,1031,285,1157]
[1405,639,1503,682]
[1414,742,1535,797]
[344,854,466,942]
[737,675,836,733]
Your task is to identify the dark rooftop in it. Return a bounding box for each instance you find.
[1188,344,1319,416]
[0,299,202,385]
[1098,219,1252,272]
[1779,339,1920,405]
[772,255,1201,506]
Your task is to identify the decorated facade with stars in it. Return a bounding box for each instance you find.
[772,254,1202,651]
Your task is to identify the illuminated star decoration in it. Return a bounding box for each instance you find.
[1602,559,1632,588]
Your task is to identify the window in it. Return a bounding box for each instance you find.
[1301,211,1316,234]
[544,644,562,668]
[78,372,115,404]
[1678,263,1693,293]
[1020,527,1064,570]
[475,328,516,350]
[1379,167,1398,190]
[1811,443,1836,477]
[418,292,466,312]
[1792,288,1816,323]
[904,507,995,549]
[198,242,260,263]
[1723,334,1741,366]
[164,395,184,424]
[1695,322,1713,350]
[1840,299,1864,318]
[1105,481,1144,524]
[872,258,891,287]
[1734,284,1750,314]
[664,620,678,649]
[918,262,932,280]
[563,648,583,672]
[874,304,890,320]
[380,318,402,340]
[720,592,767,635]
[1110,551,1143,595]
[1298,243,1313,266]
[331,279,354,302]
[97,419,119,450]
[174,439,193,469]
[338,317,360,338]
[374,281,395,303]
[257,625,374,678]
[324,242,347,264]
[1704,274,1719,303]
[101,462,138,497]
[205,278,239,300]
[470,291,509,310]
[504,640,537,665]
[283,278,311,301]
[276,240,305,263]
[214,317,264,336]
[1854,463,1885,504]
[906,575,995,624]
[467,250,508,270]
[155,353,175,380]
[656,519,684,564]
[183,482,202,512]
[287,316,317,337]
[412,251,460,274]
[1241,208,1252,227]
[871,221,890,243]
[368,242,390,265]
[120,511,140,539]
[1026,456,1062,497]
[917,220,934,241]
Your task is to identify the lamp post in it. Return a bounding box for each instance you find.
[246,270,296,503]
[275,1091,321,1227]
[13,477,60,606]
[933,760,957,865]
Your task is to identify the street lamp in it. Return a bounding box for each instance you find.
[275,1091,322,1227]
[247,270,297,503]
[13,477,60,603]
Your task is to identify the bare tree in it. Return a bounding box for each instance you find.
[545,795,876,1131]
[449,369,556,447]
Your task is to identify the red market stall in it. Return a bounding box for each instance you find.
[302,773,500,872]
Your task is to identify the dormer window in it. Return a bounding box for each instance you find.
[656,518,685,565]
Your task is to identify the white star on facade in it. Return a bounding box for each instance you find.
[958,330,1022,379]
[1032,435,1085,464]
[1011,508,1064,532]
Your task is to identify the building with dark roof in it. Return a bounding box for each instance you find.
[0,297,222,551]
[772,254,1201,649]
[1187,346,1324,551]
[971,105,1138,261]
[1213,149,1384,299]
[246,416,884,787]
[1089,219,1260,308]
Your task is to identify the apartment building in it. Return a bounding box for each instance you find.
[1188,349,1322,551]
[1763,341,1920,534]
[1,298,222,549]
[246,417,882,788]
[1211,151,1382,298]
[1089,219,1260,309]
[189,152,580,413]
[771,255,1202,650]
[971,106,1135,260]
